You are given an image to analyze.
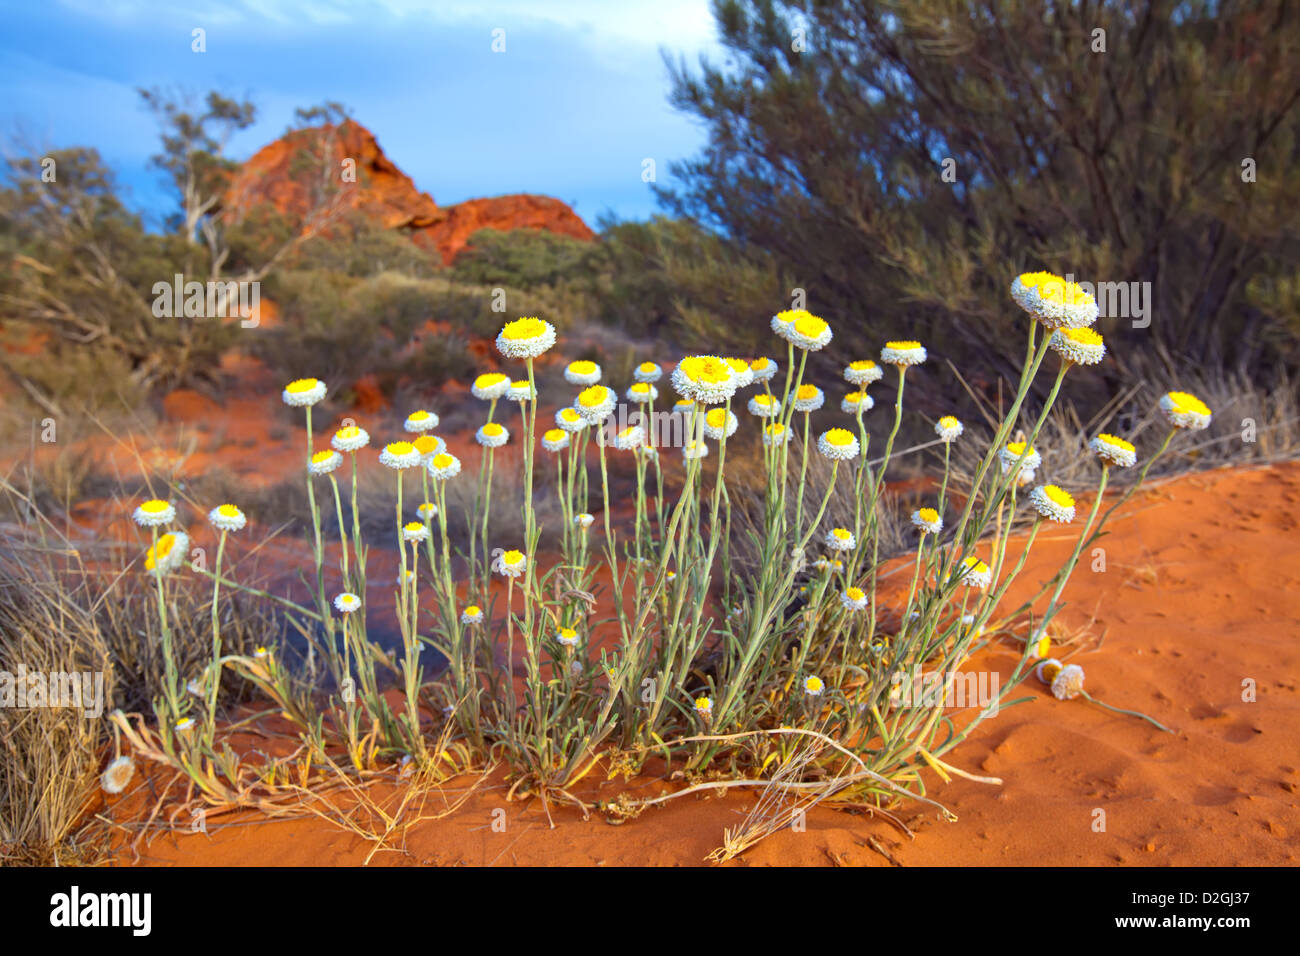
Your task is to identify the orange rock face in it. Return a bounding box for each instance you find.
[415,193,597,264]
[222,120,594,262]
[224,120,444,231]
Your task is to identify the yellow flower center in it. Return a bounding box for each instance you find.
[217,504,240,518]
[568,360,597,375]
[139,499,169,514]
[475,372,509,389]
[560,408,582,422]
[385,441,415,456]
[1166,391,1211,416]
[695,696,712,710]
[806,676,824,692]
[1042,661,1063,683]
[481,423,504,437]
[1004,441,1035,457]
[832,528,851,540]
[845,587,865,601]
[1060,327,1103,345]
[145,533,181,570]
[413,435,439,454]
[1042,485,1074,508]
[1016,271,1057,289]
[845,391,865,403]
[765,423,787,436]
[753,394,776,406]
[404,521,423,533]
[502,549,524,564]
[824,428,854,446]
[559,627,578,640]
[465,605,481,616]
[578,385,610,408]
[629,383,650,394]
[638,362,658,373]
[431,453,455,469]
[885,340,922,350]
[285,378,320,393]
[1038,278,1093,305]
[795,384,819,401]
[773,309,805,325]
[1096,433,1135,453]
[792,315,829,339]
[705,409,728,427]
[723,357,750,374]
[500,317,547,341]
[544,428,566,442]
[751,358,770,370]
[939,415,959,429]
[312,450,337,464]
[917,507,940,523]
[963,556,990,573]
[408,410,432,422]
[678,355,732,385]
[336,425,361,440]
[849,359,877,370]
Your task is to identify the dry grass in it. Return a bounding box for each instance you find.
[0,472,279,865]
[0,553,106,865]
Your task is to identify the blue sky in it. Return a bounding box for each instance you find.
[0,0,727,230]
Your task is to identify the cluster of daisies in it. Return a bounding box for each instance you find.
[466,311,940,476]
[135,287,1216,750]
[1008,271,1106,366]
[995,272,1214,528]
[131,498,248,577]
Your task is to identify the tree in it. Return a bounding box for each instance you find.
[0,147,234,403]
[139,87,256,253]
[139,89,354,287]
[661,0,1300,390]
[0,91,358,403]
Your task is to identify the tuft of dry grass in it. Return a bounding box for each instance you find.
[0,557,106,865]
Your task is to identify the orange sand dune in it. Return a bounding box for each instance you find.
[112,461,1300,866]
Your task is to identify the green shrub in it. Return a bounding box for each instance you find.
[450,227,602,289]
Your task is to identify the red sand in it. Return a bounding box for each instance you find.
[104,460,1300,866]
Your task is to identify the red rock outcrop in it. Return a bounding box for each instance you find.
[222,120,594,262]
[415,194,596,264]
[223,120,444,230]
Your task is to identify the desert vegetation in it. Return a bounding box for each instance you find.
[1,0,1297,867]
[3,278,1219,862]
